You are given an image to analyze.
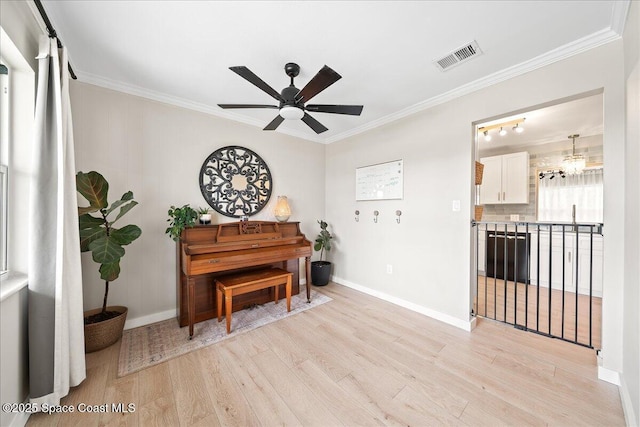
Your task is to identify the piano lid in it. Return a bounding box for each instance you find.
[181,221,309,256]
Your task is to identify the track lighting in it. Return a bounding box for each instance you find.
[478,117,526,141]
[539,169,567,180]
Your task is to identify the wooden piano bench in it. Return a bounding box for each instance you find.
[215,268,293,335]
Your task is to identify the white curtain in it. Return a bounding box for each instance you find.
[28,36,85,405]
[538,168,604,223]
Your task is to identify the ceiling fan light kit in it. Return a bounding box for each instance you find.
[279,106,304,120]
[218,62,363,134]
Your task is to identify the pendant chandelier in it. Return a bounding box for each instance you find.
[562,134,586,175]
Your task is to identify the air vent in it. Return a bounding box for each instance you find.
[435,40,482,71]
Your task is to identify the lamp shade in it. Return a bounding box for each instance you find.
[274,196,291,222]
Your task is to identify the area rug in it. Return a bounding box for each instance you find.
[117,286,331,377]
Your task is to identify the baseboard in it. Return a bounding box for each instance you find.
[596,353,622,386]
[5,398,30,427]
[10,411,29,427]
[469,316,478,331]
[124,308,177,330]
[331,275,474,332]
[619,377,639,427]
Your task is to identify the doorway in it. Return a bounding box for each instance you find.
[472,91,604,349]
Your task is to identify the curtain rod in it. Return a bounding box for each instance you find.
[33,0,77,80]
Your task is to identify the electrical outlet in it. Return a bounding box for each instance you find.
[386,264,393,274]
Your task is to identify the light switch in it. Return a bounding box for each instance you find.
[452,200,460,212]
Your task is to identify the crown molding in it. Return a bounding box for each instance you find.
[610,0,631,35]
[75,71,324,144]
[325,26,622,144]
[25,1,48,36]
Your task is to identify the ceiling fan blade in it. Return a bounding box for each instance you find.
[218,104,278,109]
[295,65,342,103]
[263,115,284,131]
[301,113,328,134]
[305,104,363,116]
[229,66,283,102]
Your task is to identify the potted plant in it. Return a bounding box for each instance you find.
[165,204,199,241]
[311,220,333,286]
[198,207,212,225]
[77,171,142,353]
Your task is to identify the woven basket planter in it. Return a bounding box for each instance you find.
[475,161,484,185]
[84,306,127,353]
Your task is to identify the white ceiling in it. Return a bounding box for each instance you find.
[40,1,628,144]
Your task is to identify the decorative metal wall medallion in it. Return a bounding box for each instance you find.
[199,146,272,218]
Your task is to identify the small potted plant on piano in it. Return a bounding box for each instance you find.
[166,204,198,241]
[311,220,333,286]
[77,171,142,353]
[198,207,212,225]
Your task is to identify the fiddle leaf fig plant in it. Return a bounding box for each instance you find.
[313,220,333,261]
[77,171,142,314]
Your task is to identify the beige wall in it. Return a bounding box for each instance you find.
[70,82,326,327]
[325,41,627,376]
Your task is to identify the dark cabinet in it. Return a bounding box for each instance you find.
[486,231,530,284]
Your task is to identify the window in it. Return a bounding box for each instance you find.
[0,27,35,276]
[537,168,603,223]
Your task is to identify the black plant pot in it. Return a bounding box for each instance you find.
[311,261,332,286]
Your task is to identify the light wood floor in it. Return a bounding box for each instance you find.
[475,276,602,349]
[27,283,624,426]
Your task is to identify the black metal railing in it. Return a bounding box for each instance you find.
[472,221,603,349]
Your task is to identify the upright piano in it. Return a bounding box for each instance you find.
[177,221,312,331]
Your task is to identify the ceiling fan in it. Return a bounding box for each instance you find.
[218,62,363,134]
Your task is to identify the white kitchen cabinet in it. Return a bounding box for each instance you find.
[479,151,529,204]
[530,233,574,293]
[577,234,603,297]
[529,231,603,297]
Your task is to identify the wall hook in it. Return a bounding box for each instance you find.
[373,210,379,223]
[355,210,360,222]
[396,210,402,224]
